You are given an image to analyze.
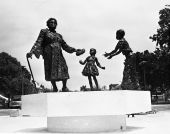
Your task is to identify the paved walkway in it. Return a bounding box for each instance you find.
[0,105,170,133]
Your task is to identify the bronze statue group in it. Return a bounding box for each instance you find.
[27,18,140,92]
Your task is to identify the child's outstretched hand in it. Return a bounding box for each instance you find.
[103,52,110,57]
[107,55,113,59]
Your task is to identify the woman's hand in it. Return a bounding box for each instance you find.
[26,52,33,58]
[79,60,84,65]
[76,49,85,56]
[101,66,105,70]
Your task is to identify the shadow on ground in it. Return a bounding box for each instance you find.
[125,126,144,132]
[16,127,48,133]
[16,126,144,133]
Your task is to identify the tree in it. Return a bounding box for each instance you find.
[0,52,34,100]
[150,5,170,90]
[150,5,170,50]
[134,49,170,97]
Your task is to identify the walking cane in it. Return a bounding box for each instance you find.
[26,55,36,89]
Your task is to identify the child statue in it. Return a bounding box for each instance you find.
[104,29,140,90]
[79,48,105,90]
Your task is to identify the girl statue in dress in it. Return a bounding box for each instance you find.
[79,48,105,91]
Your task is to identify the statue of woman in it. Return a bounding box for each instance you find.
[104,29,140,90]
[27,18,85,92]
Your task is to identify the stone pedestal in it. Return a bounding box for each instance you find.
[21,90,151,132]
[47,115,126,133]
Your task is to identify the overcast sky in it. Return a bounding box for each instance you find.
[0,0,169,90]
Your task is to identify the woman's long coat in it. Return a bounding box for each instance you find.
[30,28,76,81]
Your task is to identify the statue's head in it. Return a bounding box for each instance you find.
[46,18,57,30]
[90,48,96,56]
[116,29,125,40]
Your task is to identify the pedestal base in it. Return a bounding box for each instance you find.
[47,115,126,133]
[21,90,151,133]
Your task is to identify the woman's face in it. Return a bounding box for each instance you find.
[48,19,57,30]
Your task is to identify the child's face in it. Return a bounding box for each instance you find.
[90,49,95,55]
[116,33,122,40]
